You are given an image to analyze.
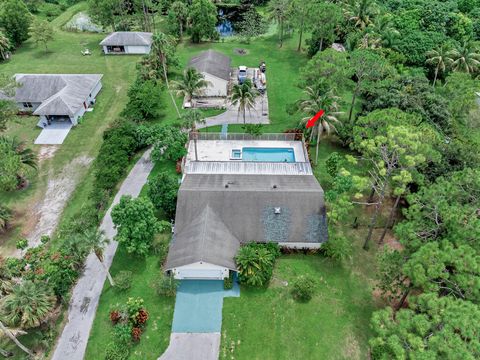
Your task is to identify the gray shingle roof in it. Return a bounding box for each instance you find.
[99,32,153,46]
[165,205,240,270]
[166,174,327,269]
[188,50,231,81]
[14,74,103,116]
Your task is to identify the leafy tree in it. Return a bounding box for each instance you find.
[230,79,258,125]
[268,0,290,48]
[149,125,188,163]
[425,43,453,87]
[236,7,267,43]
[188,0,217,43]
[166,1,188,39]
[111,196,160,256]
[1,280,55,329]
[306,2,343,55]
[370,294,480,359]
[376,248,410,310]
[300,49,352,90]
[147,172,179,219]
[122,79,164,122]
[29,18,54,53]
[0,31,10,60]
[0,0,31,48]
[348,49,392,124]
[289,0,318,52]
[448,41,480,74]
[171,67,211,104]
[0,75,17,132]
[297,82,343,164]
[352,125,439,249]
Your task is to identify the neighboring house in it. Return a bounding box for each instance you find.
[12,74,103,128]
[165,133,328,280]
[188,50,232,97]
[100,32,153,54]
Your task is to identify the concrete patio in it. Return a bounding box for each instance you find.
[34,122,73,145]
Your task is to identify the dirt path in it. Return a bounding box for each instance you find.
[19,155,93,254]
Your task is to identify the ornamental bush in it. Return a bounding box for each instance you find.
[236,243,280,287]
[291,275,316,302]
[157,273,179,297]
[113,271,133,291]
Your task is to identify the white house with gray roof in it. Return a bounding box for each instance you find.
[165,133,327,280]
[188,50,232,97]
[13,74,103,128]
[100,32,152,54]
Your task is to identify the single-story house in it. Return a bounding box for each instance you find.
[13,74,103,128]
[100,32,153,54]
[188,50,231,97]
[165,173,328,280]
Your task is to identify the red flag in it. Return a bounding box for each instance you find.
[306,110,325,128]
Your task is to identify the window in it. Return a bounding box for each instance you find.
[22,102,33,108]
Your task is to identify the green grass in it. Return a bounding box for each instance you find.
[85,243,175,360]
[221,253,376,360]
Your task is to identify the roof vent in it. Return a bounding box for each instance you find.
[225,184,229,188]
[272,184,277,189]
[274,207,281,214]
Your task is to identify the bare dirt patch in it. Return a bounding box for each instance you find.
[38,145,59,162]
[19,155,93,253]
[342,332,361,360]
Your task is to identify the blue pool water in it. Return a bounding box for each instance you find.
[242,147,295,163]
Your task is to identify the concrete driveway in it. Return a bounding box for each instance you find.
[34,122,73,145]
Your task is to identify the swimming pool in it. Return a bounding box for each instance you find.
[241,147,296,162]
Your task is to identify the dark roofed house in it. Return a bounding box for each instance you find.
[165,133,328,280]
[100,32,153,54]
[187,50,232,97]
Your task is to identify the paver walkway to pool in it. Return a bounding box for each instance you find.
[159,280,239,360]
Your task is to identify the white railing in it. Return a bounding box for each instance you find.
[185,161,313,175]
[189,132,302,142]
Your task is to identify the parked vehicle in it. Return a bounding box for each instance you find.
[238,66,248,84]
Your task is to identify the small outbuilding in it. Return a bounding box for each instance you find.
[188,50,231,97]
[100,32,153,55]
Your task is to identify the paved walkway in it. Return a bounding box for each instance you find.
[34,122,73,145]
[159,280,239,360]
[51,149,154,360]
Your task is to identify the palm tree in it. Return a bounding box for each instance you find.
[235,245,274,286]
[426,44,453,87]
[297,83,343,164]
[343,0,378,30]
[0,136,38,170]
[151,32,181,117]
[1,280,55,329]
[230,79,258,125]
[0,320,33,357]
[181,109,206,131]
[0,32,10,61]
[171,68,211,105]
[448,41,480,74]
[268,0,290,48]
[82,229,115,287]
[0,205,12,233]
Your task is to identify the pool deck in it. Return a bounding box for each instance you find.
[186,140,307,163]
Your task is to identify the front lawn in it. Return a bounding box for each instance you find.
[221,254,375,360]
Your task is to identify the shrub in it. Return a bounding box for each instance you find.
[325,152,342,179]
[322,232,352,261]
[157,273,179,297]
[291,275,316,302]
[122,78,164,122]
[147,173,179,219]
[136,309,149,325]
[236,243,279,287]
[224,272,233,290]
[104,341,129,360]
[152,233,170,263]
[110,310,121,324]
[15,238,28,250]
[112,323,132,345]
[114,271,133,291]
[131,327,142,342]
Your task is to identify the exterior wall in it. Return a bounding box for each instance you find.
[71,106,86,126]
[125,45,151,54]
[170,261,229,280]
[278,242,323,249]
[201,73,228,97]
[88,81,102,101]
[36,115,48,128]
